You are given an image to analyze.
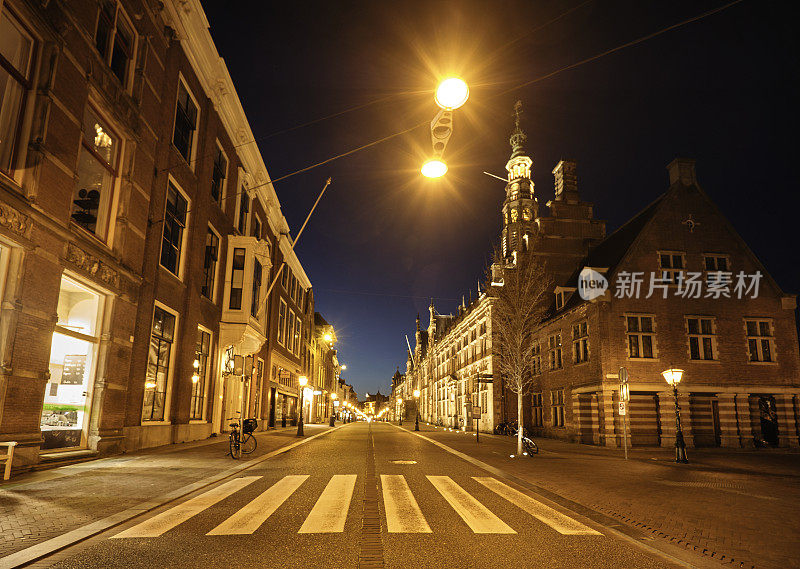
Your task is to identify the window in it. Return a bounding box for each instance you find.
[237,189,250,234]
[294,315,302,355]
[658,251,685,283]
[745,319,775,363]
[71,107,120,240]
[201,227,218,300]
[281,265,289,290]
[143,306,176,422]
[532,340,541,375]
[289,274,296,301]
[173,79,198,162]
[94,0,135,87]
[250,259,262,318]
[548,333,562,370]
[160,181,188,276]
[229,248,245,310]
[686,317,716,360]
[480,321,487,336]
[573,321,589,364]
[190,329,211,420]
[252,214,262,240]
[287,310,295,353]
[532,393,543,427]
[551,389,565,427]
[704,254,729,272]
[277,299,287,346]
[626,315,655,359]
[0,10,34,174]
[210,143,227,203]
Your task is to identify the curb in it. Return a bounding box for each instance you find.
[0,425,341,569]
[398,425,723,569]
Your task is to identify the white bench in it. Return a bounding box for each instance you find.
[0,441,16,481]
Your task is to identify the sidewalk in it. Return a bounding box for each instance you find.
[0,424,333,562]
[398,422,800,569]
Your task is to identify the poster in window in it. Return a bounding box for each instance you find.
[61,355,86,385]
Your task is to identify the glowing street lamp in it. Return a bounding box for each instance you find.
[413,389,421,431]
[397,396,404,426]
[421,159,447,178]
[297,376,308,437]
[662,368,688,463]
[435,77,469,110]
[422,78,469,178]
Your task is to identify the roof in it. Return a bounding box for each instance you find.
[556,194,664,313]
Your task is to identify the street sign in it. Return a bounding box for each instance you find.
[618,401,627,416]
[472,405,481,416]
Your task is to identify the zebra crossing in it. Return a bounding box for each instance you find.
[112,474,602,538]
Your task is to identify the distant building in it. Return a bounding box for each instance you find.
[394,103,800,449]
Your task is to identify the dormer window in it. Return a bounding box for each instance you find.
[554,287,575,310]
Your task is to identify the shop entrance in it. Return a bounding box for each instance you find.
[41,276,104,450]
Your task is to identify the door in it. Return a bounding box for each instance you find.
[41,276,104,450]
[758,396,779,446]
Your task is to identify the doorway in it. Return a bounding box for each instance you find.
[758,396,779,446]
[41,276,104,450]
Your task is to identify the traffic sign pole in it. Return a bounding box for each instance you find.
[619,367,630,461]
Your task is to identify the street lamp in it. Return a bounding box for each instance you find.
[422,78,469,178]
[413,389,421,431]
[297,376,308,436]
[435,77,469,110]
[330,393,337,426]
[397,396,403,426]
[662,368,688,463]
[421,159,447,178]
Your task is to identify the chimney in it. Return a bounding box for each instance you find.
[553,160,579,202]
[667,158,697,187]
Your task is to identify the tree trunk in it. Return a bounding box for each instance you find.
[517,390,523,455]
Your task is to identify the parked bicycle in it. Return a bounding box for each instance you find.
[227,417,258,459]
[514,427,538,455]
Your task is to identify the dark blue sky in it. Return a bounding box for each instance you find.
[204,0,799,398]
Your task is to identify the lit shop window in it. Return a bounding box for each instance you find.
[42,276,103,449]
[190,328,210,421]
[71,108,120,240]
[0,10,34,174]
[143,306,176,422]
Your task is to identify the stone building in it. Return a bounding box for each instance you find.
[395,103,800,448]
[0,0,323,471]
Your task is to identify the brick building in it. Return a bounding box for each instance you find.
[0,0,325,471]
[396,103,800,448]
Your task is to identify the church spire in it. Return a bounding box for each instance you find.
[509,100,527,159]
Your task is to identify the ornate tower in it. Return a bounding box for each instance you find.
[501,101,537,260]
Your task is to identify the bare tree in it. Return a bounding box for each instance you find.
[485,249,551,456]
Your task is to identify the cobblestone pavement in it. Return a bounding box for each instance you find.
[0,425,331,559]
[398,423,800,569]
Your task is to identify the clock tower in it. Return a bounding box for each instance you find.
[501,101,537,260]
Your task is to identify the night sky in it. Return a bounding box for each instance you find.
[203,0,799,398]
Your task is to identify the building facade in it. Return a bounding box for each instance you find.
[0,0,334,472]
[394,104,800,448]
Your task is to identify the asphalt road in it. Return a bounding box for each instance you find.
[44,422,678,569]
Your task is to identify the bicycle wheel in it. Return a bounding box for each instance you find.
[229,433,241,459]
[241,433,257,454]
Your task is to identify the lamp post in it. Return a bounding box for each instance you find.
[397,396,403,426]
[329,393,337,426]
[297,376,308,436]
[413,389,420,431]
[662,368,688,463]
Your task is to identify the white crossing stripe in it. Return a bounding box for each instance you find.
[427,475,515,534]
[381,475,431,533]
[298,474,357,533]
[473,477,602,535]
[207,475,309,535]
[112,477,260,538]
